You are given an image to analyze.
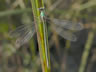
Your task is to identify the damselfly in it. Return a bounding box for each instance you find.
[10,7,84,46]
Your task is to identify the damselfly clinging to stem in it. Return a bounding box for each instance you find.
[10,7,84,47]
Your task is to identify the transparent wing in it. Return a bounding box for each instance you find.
[33,17,77,41]
[10,24,30,38]
[54,26,77,41]
[47,18,84,31]
[16,29,35,47]
[9,24,35,46]
[33,15,84,31]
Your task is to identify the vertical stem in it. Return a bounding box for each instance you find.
[31,0,51,72]
[78,31,94,72]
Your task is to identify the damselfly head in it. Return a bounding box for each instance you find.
[38,7,45,11]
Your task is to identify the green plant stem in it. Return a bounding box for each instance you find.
[78,31,94,72]
[0,8,32,17]
[31,0,51,72]
[78,0,96,11]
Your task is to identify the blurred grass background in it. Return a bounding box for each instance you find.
[0,0,96,72]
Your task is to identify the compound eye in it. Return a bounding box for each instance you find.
[38,7,45,10]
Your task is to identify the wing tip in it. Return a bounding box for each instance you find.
[77,23,84,30]
[71,37,77,42]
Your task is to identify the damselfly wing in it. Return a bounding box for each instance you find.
[50,18,84,31]
[10,24,35,46]
[10,18,84,46]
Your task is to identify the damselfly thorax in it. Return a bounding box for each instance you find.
[38,7,46,21]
